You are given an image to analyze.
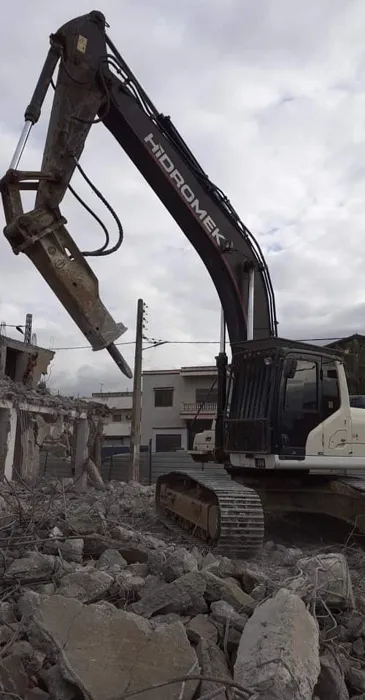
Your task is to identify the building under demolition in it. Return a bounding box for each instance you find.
[0,334,109,483]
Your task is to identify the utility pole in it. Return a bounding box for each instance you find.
[129,298,145,482]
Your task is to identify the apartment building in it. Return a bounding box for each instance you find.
[141,365,217,452]
[90,391,133,447]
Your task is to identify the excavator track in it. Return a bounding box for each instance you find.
[155,466,264,558]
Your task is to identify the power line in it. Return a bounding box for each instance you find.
[49,335,349,351]
[51,340,218,350]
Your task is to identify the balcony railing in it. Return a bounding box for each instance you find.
[181,402,217,415]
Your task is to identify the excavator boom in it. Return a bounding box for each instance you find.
[1,11,277,374]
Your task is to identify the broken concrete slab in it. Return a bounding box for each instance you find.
[203,571,254,611]
[162,547,198,582]
[149,613,186,628]
[67,505,106,535]
[315,652,350,700]
[10,639,46,676]
[0,655,28,697]
[215,557,268,588]
[83,533,149,564]
[128,561,149,578]
[57,568,113,603]
[20,592,199,700]
[346,667,365,694]
[353,637,365,658]
[41,664,78,700]
[0,601,16,624]
[110,571,145,603]
[131,571,207,618]
[296,553,355,609]
[148,548,167,575]
[58,538,84,564]
[96,548,128,570]
[197,637,232,700]
[234,588,320,699]
[209,599,248,632]
[0,624,18,644]
[4,552,57,582]
[185,614,218,644]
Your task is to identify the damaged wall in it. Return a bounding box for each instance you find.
[0,335,54,389]
[0,377,111,483]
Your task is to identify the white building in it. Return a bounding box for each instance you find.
[89,391,133,447]
[141,365,217,452]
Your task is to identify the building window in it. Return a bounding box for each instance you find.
[155,433,182,452]
[195,387,218,406]
[112,413,122,422]
[154,388,173,407]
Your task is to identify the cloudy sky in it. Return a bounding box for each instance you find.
[0,0,365,396]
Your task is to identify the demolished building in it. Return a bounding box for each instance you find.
[0,334,110,483]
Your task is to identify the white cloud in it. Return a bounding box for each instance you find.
[1,0,365,394]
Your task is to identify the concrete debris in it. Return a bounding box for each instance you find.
[4,552,57,582]
[234,588,320,699]
[0,601,16,623]
[0,655,29,697]
[162,547,198,582]
[110,570,146,603]
[67,503,107,535]
[96,547,128,570]
[0,477,361,700]
[197,638,232,699]
[353,637,365,657]
[296,553,355,609]
[209,599,248,632]
[22,592,199,700]
[315,652,350,700]
[185,614,218,644]
[57,568,114,603]
[131,571,207,618]
[347,667,365,694]
[40,664,78,700]
[203,571,255,611]
[10,640,46,675]
[58,538,84,563]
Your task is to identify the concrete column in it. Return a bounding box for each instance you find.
[17,414,40,482]
[0,408,17,480]
[72,418,89,492]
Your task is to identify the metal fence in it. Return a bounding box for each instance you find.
[40,449,195,485]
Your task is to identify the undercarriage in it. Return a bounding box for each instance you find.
[155,465,365,557]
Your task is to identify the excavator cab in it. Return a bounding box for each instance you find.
[222,336,358,469]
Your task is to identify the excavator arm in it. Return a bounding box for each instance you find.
[0,10,277,384]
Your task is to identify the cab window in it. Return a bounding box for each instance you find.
[284,360,318,412]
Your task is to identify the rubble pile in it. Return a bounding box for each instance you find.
[0,479,364,698]
[0,376,109,415]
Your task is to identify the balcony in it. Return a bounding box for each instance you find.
[180,402,217,417]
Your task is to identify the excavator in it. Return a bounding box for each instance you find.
[2,10,365,557]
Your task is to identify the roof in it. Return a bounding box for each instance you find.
[234,336,344,359]
[326,333,365,348]
[0,334,55,359]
